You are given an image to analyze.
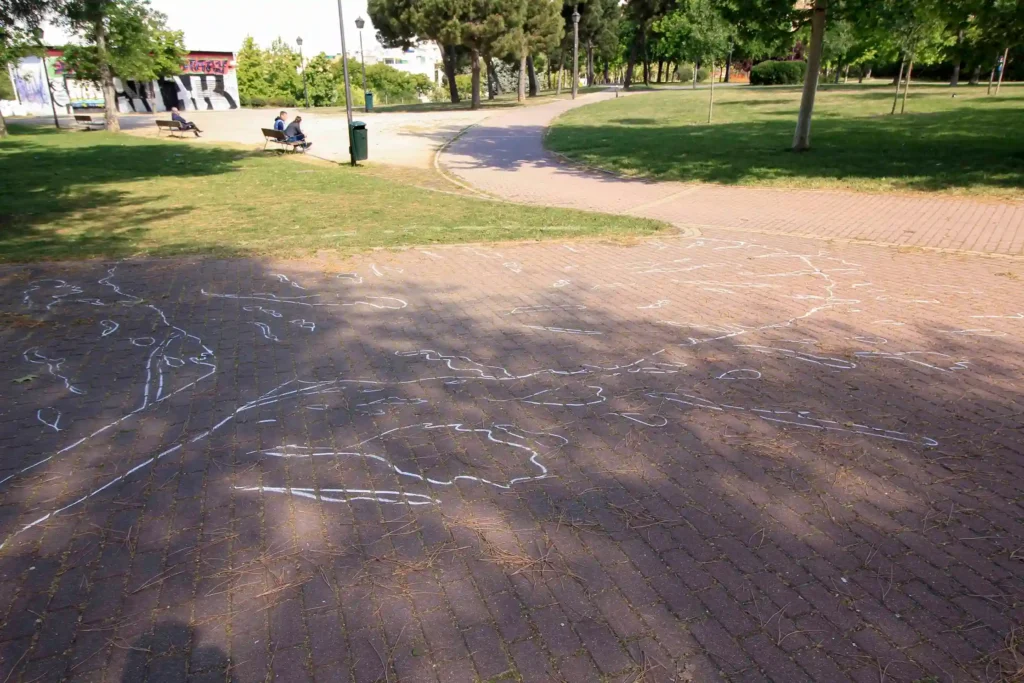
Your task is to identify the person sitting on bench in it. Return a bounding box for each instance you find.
[283,116,311,150]
[274,111,288,132]
[170,108,201,137]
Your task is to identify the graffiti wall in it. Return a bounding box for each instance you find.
[6,50,239,115]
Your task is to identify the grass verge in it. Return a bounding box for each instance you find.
[0,124,666,262]
[546,82,1024,198]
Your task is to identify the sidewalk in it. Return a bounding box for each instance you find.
[441,90,1024,257]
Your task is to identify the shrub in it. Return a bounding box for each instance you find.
[750,60,807,85]
[846,64,863,79]
[248,96,268,108]
[267,95,297,107]
[1,72,17,101]
[696,67,710,83]
[676,64,694,83]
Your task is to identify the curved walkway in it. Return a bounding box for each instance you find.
[441,90,1024,257]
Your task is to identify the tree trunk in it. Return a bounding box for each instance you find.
[725,54,732,83]
[792,0,826,151]
[518,52,527,102]
[950,30,963,86]
[527,55,538,96]
[486,57,496,99]
[624,37,638,89]
[708,58,715,123]
[900,55,914,114]
[95,19,121,132]
[557,53,565,94]
[692,60,698,89]
[470,49,481,109]
[986,64,995,94]
[603,59,610,84]
[441,42,460,103]
[843,64,849,83]
[890,54,906,115]
[996,47,1008,94]
[969,64,980,85]
[585,43,593,85]
[641,28,649,85]
[656,59,663,83]
[834,64,841,84]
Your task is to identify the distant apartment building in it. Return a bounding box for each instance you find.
[351,42,442,85]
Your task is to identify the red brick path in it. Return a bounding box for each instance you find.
[441,91,1024,257]
[1,233,1021,682]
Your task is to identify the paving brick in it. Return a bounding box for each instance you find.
[2,235,1020,683]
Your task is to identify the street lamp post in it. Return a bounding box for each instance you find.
[297,37,310,108]
[571,5,580,100]
[335,0,356,165]
[355,16,369,111]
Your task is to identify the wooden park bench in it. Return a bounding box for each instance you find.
[156,120,199,138]
[74,114,104,131]
[262,128,308,153]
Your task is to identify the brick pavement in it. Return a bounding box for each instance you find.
[440,91,1024,257]
[1,234,1022,682]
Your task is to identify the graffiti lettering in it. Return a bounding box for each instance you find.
[184,59,229,75]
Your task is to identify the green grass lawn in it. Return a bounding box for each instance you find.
[547,83,1024,197]
[0,124,666,263]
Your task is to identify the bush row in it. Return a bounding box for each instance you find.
[673,65,710,83]
[749,60,808,85]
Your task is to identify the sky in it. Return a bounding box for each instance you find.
[44,0,387,57]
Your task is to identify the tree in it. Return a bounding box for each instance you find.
[304,52,337,106]
[368,0,467,103]
[513,0,562,101]
[236,36,270,103]
[791,0,825,151]
[440,0,525,109]
[622,0,673,88]
[1,0,52,137]
[59,0,184,132]
[263,38,301,103]
[575,0,620,85]
[821,18,855,81]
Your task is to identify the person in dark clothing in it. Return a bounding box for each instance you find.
[170,107,201,137]
[283,116,311,150]
[273,111,287,131]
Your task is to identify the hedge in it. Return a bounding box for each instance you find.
[750,60,807,85]
[696,67,710,83]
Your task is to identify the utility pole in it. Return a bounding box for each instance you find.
[355,16,369,110]
[336,0,355,165]
[297,37,310,108]
[571,4,580,99]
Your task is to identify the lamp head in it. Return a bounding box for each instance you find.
[296,36,303,46]
[355,16,365,29]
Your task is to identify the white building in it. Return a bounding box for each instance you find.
[357,42,442,84]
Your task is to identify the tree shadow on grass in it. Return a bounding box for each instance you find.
[548,105,1024,193]
[0,126,255,261]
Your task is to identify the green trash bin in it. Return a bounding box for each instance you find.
[364,92,374,112]
[349,121,368,162]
